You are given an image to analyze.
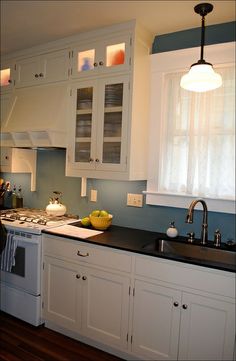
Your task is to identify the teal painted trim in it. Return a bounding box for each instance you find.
[152,21,235,54]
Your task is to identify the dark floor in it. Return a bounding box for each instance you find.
[0,311,123,361]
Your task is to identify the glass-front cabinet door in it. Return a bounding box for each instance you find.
[71,34,131,79]
[0,60,15,93]
[95,76,129,172]
[70,75,129,173]
[72,81,97,170]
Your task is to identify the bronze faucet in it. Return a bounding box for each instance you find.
[186,199,208,245]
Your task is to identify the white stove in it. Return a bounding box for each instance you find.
[0,208,78,326]
[0,208,78,234]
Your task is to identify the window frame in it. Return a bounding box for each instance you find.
[144,42,235,214]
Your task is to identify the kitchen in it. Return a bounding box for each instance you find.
[0,1,235,360]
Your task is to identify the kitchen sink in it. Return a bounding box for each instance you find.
[142,238,236,266]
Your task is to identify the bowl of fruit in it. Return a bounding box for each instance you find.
[87,210,113,231]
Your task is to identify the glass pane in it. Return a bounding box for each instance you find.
[76,114,92,137]
[77,87,93,110]
[106,43,125,67]
[104,112,122,137]
[103,142,121,164]
[0,68,11,87]
[78,49,95,72]
[75,142,91,162]
[105,83,123,107]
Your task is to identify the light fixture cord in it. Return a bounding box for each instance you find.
[200,14,205,62]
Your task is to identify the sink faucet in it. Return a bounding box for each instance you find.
[185,199,208,245]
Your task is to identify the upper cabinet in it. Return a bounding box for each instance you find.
[15,49,70,88]
[0,59,15,93]
[66,75,129,176]
[70,34,131,79]
[66,21,152,180]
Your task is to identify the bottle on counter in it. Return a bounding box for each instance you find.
[12,185,17,208]
[16,186,23,208]
[166,221,178,238]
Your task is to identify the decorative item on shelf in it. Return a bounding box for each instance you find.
[16,185,23,208]
[111,50,125,65]
[166,221,178,238]
[46,191,66,216]
[180,3,222,92]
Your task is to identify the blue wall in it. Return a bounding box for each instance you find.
[1,149,235,242]
[1,22,235,242]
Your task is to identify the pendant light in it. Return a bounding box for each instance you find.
[180,3,222,92]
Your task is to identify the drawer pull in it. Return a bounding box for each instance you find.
[182,304,188,310]
[173,301,179,307]
[76,274,81,279]
[77,250,89,257]
[82,276,87,281]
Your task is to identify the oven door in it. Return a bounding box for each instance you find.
[0,231,41,295]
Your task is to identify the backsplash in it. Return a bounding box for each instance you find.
[1,149,235,243]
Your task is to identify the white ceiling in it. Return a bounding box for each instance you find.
[1,0,235,56]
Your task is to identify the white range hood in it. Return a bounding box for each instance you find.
[0,83,70,148]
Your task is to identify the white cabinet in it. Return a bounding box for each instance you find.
[0,59,15,93]
[42,235,131,351]
[133,256,236,361]
[0,147,37,191]
[131,280,181,360]
[178,292,235,361]
[15,49,70,88]
[71,33,131,79]
[66,75,130,176]
[66,21,151,180]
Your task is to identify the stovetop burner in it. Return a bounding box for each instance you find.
[0,208,78,228]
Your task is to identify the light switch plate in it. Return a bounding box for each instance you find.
[90,189,97,202]
[127,193,143,207]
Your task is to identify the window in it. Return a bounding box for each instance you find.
[145,42,235,213]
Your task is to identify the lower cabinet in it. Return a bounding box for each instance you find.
[43,255,130,350]
[131,280,181,360]
[42,236,235,361]
[131,279,235,361]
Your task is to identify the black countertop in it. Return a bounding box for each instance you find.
[43,223,236,273]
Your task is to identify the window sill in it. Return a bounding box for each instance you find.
[143,191,235,214]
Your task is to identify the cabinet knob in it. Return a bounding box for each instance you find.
[182,304,188,310]
[89,158,94,163]
[76,274,81,279]
[82,276,87,281]
[93,62,98,67]
[5,156,9,160]
[99,61,104,66]
[35,74,39,78]
[77,250,89,257]
[39,73,44,77]
[173,301,179,307]
[8,79,12,84]
[95,158,99,163]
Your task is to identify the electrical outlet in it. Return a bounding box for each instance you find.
[127,193,143,207]
[90,189,97,202]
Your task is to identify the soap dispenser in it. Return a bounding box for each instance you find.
[166,221,178,238]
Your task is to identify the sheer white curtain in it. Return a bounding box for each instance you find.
[158,65,235,200]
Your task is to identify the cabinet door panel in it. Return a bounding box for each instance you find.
[0,61,15,93]
[16,57,40,87]
[43,256,82,332]
[178,292,235,361]
[132,280,181,360]
[82,267,130,350]
[42,50,69,83]
[96,75,129,172]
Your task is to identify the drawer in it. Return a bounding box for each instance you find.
[43,234,132,273]
[135,255,235,299]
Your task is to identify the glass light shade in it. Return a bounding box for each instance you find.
[180,63,222,92]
